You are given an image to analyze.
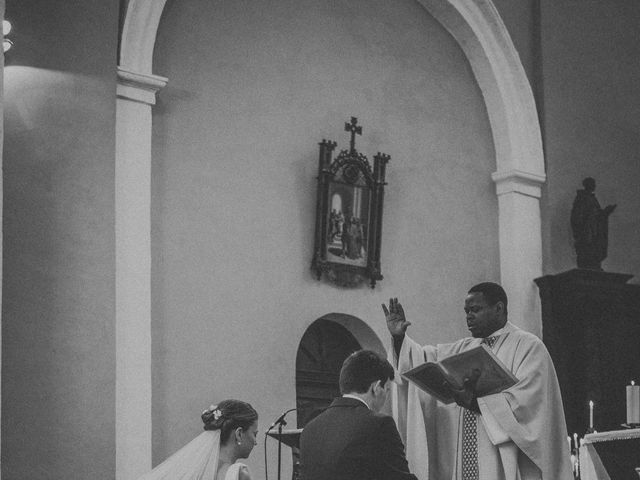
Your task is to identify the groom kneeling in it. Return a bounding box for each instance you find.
[299,350,417,480]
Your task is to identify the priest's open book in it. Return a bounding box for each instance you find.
[401,344,518,404]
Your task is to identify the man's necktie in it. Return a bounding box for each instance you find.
[461,335,499,480]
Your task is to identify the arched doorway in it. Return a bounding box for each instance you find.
[295,318,361,428]
[292,315,385,479]
[295,313,387,427]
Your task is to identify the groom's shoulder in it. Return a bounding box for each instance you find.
[306,399,379,425]
[371,411,397,427]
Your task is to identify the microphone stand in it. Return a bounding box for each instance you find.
[277,416,286,480]
[266,408,296,480]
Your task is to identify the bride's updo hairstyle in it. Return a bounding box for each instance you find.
[201,399,258,443]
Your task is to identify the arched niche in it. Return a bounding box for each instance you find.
[295,314,385,428]
[293,314,385,479]
[116,1,546,477]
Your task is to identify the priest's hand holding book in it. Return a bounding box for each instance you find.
[447,368,481,413]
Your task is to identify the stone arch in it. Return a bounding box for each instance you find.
[416,0,544,176]
[319,313,386,355]
[120,0,545,176]
[116,1,545,477]
[119,0,545,334]
[119,0,169,74]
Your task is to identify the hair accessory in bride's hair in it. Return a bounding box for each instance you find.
[202,405,227,430]
[201,399,258,440]
[202,404,225,428]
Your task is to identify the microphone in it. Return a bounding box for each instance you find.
[264,408,297,480]
[267,408,296,431]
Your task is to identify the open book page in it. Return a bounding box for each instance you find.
[401,362,458,404]
[402,345,518,404]
[439,345,518,397]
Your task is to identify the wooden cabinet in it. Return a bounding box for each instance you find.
[535,269,640,436]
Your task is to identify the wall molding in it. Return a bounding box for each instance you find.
[117,67,168,105]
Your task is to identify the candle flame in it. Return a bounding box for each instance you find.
[632,380,636,386]
[589,400,594,407]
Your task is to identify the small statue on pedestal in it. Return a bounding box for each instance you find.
[570,177,617,271]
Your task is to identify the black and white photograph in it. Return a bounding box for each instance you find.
[1,1,639,479]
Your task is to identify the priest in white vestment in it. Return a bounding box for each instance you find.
[384,282,574,480]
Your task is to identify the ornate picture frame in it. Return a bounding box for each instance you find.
[311,118,389,288]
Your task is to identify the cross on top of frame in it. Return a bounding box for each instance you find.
[344,117,362,154]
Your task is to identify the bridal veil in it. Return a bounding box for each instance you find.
[137,430,220,480]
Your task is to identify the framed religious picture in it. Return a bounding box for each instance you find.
[311,117,389,288]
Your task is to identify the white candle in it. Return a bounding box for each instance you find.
[589,400,594,429]
[567,435,572,452]
[573,433,578,451]
[627,380,640,425]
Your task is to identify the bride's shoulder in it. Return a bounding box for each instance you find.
[237,463,251,480]
[225,462,251,480]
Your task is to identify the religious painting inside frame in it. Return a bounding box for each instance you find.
[311,117,389,288]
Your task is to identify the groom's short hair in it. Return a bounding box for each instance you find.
[339,350,394,394]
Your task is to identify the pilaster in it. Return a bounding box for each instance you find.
[492,169,545,337]
[115,66,167,480]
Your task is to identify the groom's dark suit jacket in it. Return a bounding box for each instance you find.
[299,397,417,480]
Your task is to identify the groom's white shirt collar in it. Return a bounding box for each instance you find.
[342,394,370,409]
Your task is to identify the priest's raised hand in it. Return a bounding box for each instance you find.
[381,297,411,336]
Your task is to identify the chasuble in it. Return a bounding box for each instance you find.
[390,322,574,480]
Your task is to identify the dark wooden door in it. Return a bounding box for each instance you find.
[295,318,361,428]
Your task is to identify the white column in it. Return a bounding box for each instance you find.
[492,169,545,338]
[116,66,167,480]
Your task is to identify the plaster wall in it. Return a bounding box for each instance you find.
[491,0,537,84]
[1,0,118,478]
[151,0,498,474]
[539,0,640,279]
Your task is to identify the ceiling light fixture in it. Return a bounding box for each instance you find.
[3,20,13,52]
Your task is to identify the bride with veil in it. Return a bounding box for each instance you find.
[138,399,259,480]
